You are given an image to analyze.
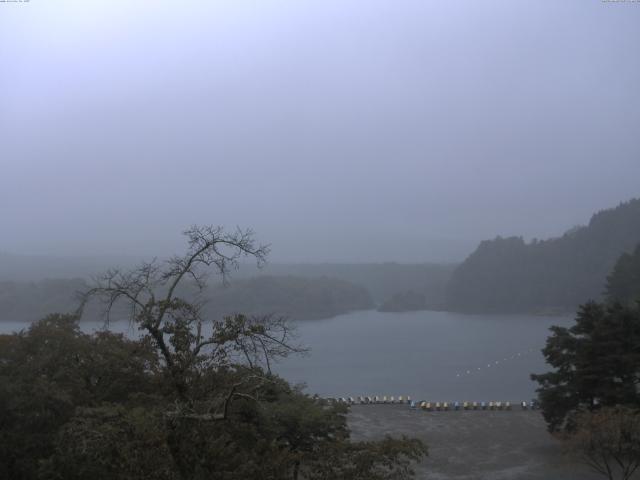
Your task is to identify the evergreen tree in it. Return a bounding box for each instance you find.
[531,301,640,432]
[606,243,640,307]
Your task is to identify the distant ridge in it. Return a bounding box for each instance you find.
[0,275,374,323]
[0,252,455,305]
[445,198,640,313]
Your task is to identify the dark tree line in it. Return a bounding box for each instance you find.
[204,275,373,320]
[0,275,373,323]
[377,291,430,313]
[446,198,640,313]
[606,243,640,308]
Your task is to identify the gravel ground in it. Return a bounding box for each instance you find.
[347,405,604,480]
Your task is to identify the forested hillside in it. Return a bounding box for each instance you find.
[0,275,373,323]
[377,290,431,312]
[0,279,87,322]
[249,263,456,304]
[202,275,373,320]
[606,242,640,307]
[0,255,455,307]
[446,198,640,313]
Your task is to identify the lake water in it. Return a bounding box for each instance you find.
[0,310,573,402]
[275,310,573,402]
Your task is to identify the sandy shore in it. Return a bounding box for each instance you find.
[348,405,603,480]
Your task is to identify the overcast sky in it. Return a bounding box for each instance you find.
[1,0,639,262]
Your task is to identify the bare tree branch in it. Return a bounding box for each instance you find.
[78,225,300,415]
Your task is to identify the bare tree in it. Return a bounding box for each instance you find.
[78,225,304,416]
[564,407,640,480]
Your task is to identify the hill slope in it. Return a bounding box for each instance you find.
[0,275,373,323]
[204,275,373,320]
[0,254,455,308]
[446,198,640,313]
[246,263,456,305]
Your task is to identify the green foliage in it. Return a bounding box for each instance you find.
[0,227,427,479]
[305,436,428,480]
[0,314,160,480]
[564,407,640,480]
[0,314,427,479]
[606,243,640,307]
[39,406,174,480]
[531,302,640,432]
[447,198,640,313]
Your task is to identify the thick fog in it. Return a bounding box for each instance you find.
[1,0,639,262]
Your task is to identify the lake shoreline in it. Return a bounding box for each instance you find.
[0,306,576,326]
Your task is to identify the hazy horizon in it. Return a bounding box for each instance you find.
[0,195,636,265]
[2,1,639,263]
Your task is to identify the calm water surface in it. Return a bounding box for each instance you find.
[275,310,572,402]
[1,310,572,402]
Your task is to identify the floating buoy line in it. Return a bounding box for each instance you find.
[454,347,537,378]
[317,346,543,411]
[322,396,539,411]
